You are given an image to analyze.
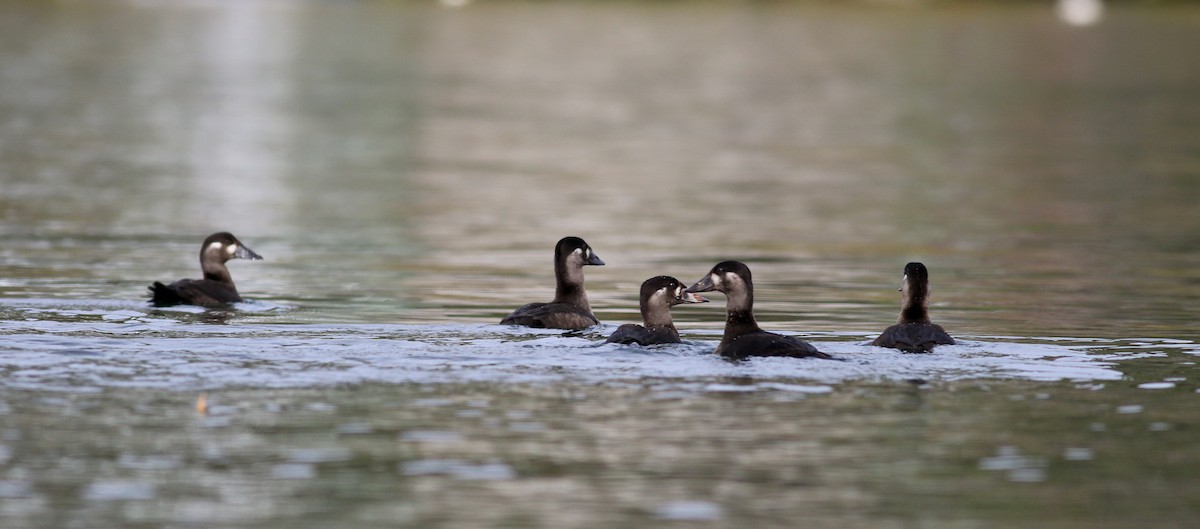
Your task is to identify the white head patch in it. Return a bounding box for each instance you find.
[652,287,669,302]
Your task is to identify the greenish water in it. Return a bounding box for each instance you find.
[1,1,1199,528]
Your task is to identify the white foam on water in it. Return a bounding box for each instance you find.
[0,301,1190,392]
[400,459,516,480]
[654,500,724,521]
[81,481,157,501]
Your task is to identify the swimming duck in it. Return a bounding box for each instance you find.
[685,260,831,360]
[500,236,604,330]
[606,275,707,345]
[872,262,955,352]
[148,232,262,307]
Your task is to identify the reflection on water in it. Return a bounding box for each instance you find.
[2,1,1200,528]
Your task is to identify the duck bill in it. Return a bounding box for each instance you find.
[586,252,605,266]
[685,274,716,294]
[679,291,708,304]
[235,245,263,260]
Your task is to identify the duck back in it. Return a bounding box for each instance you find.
[150,279,242,307]
[500,302,598,330]
[606,324,681,346]
[872,322,954,353]
[717,330,830,360]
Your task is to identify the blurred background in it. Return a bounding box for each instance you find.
[2,0,1199,338]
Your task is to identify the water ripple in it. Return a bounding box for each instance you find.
[0,309,1181,392]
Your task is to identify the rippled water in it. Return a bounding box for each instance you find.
[2,1,1200,528]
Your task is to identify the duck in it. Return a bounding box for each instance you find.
[685,260,831,360]
[500,236,605,330]
[872,262,955,352]
[606,276,707,345]
[148,232,263,307]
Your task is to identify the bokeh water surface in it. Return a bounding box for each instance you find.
[1,1,1199,528]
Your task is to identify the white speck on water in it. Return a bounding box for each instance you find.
[82,481,157,501]
[1149,422,1172,432]
[508,422,545,432]
[401,459,515,480]
[703,384,757,393]
[199,416,231,428]
[980,447,1019,469]
[1138,382,1175,390]
[399,430,463,443]
[979,446,1046,482]
[1057,0,1105,27]
[758,382,834,394]
[1064,448,1094,461]
[653,500,724,521]
[286,448,352,463]
[271,463,316,480]
[1164,377,1186,382]
[1117,405,1144,414]
[117,453,182,470]
[0,481,32,498]
[304,402,336,412]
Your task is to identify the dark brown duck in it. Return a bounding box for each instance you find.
[685,260,831,360]
[148,232,262,307]
[606,275,707,346]
[872,262,955,352]
[500,236,604,330]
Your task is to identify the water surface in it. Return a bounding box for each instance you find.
[1,1,1199,528]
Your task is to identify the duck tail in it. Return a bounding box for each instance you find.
[148,282,182,306]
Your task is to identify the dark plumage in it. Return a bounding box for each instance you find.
[606,276,707,346]
[872,262,955,352]
[500,236,604,330]
[685,261,831,360]
[148,232,262,307]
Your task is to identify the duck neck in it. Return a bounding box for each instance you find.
[200,249,235,286]
[899,281,931,324]
[723,284,761,335]
[554,262,590,310]
[641,302,676,331]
